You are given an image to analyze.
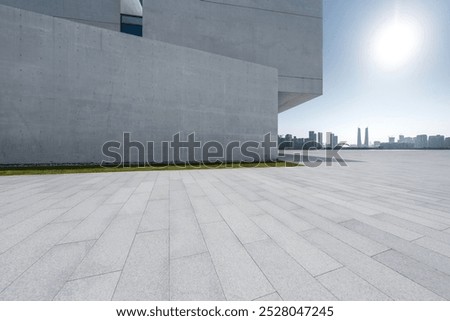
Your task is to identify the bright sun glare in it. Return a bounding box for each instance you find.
[373,18,422,70]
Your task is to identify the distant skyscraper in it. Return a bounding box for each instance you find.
[428,135,445,148]
[415,135,428,148]
[326,132,333,148]
[318,132,323,145]
[308,131,317,142]
[364,127,369,147]
[357,128,362,148]
[445,137,450,148]
[333,135,338,148]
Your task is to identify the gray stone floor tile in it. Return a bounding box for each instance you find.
[373,213,450,245]
[374,250,450,300]
[60,204,122,244]
[323,204,423,241]
[113,230,169,301]
[292,208,388,256]
[118,193,150,217]
[104,187,136,204]
[0,241,93,300]
[317,267,391,301]
[138,199,169,232]
[70,215,141,279]
[0,208,69,254]
[169,190,192,211]
[224,192,266,217]
[216,204,268,244]
[256,200,314,233]
[53,195,109,223]
[301,229,443,300]
[170,252,225,301]
[245,239,336,300]
[353,200,449,230]
[342,219,450,275]
[170,208,207,259]
[54,271,121,301]
[201,221,274,300]
[49,190,97,210]
[293,200,350,223]
[189,196,223,224]
[414,237,450,258]
[251,215,342,276]
[0,221,79,292]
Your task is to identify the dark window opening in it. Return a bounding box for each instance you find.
[121,14,142,37]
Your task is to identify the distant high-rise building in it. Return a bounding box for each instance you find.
[333,135,338,148]
[308,131,317,143]
[357,128,362,148]
[415,135,428,148]
[404,137,415,144]
[364,127,369,147]
[444,137,450,148]
[389,137,395,144]
[399,135,405,143]
[326,132,333,148]
[318,132,323,146]
[429,135,445,148]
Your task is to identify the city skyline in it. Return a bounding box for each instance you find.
[279,0,450,144]
[279,128,450,149]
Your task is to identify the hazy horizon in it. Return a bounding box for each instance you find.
[279,0,450,145]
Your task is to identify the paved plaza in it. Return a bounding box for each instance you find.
[1,150,450,301]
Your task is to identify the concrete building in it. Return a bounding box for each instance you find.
[357,128,362,148]
[415,135,428,149]
[0,0,323,165]
[317,132,323,146]
[143,0,323,112]
[333,135,338,149]
[308,131,317,143]
[445,137,450,149]
[389,137,396,144]
[428,135,445,149]
[364,127,369,148]
[326,132,337,149]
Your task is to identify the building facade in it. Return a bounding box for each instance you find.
[0,0,323,165]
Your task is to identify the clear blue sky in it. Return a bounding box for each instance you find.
[279,0,450,145]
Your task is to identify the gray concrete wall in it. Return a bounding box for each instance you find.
[142,0,323,112]
[0,4,278,165]
[0,0,120,31]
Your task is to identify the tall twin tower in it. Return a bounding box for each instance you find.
[357,127,369,148]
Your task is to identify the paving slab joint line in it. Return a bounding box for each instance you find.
[370,248,393,258]
[371,252,447,300]
[182,179,227,301]
[56,238,99,247]
[110,182,156,300]
[410,235,426,242]
[170,250,210,261]
[63,269,123,284]
[136,228,169,235]
[0,221,98,296]
[252,291,281,301]
[64,179,148,293]
[313,266,345,279]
